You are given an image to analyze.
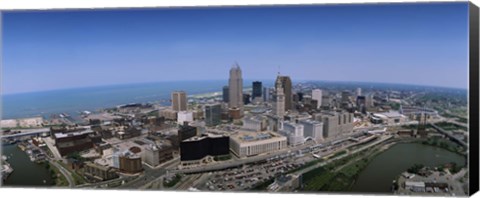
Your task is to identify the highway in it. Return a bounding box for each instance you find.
[1,128,50,138]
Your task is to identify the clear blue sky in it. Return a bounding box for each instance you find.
[2,2,469,94]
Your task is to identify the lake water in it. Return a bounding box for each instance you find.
[2,80,234,120]
[350,143,466,194]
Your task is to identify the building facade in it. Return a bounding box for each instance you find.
[298,119,324,142]
[180,134,230,161]
[230,131,287,158]
[252,81,262,100]
[275,75,293,111]
[228,63,244,116]
[204,103,222,127]
[314,111,353,139]
[311,89,322,109]
[172,91,187,111]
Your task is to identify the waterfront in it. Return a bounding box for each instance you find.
[350,142,466,194]
[2,144,54,186]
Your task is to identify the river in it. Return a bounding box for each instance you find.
[350,142,466,194]
[2,144,54,187]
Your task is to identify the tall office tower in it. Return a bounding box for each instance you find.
[243,94,251,105]
[275,79,285,118]
[341,91,351,103]
[252,81,262,100]
[275,75,293,111]
[172,91,187,111]
[366,93,374,108]
[312,89,323,109]
[228,63,243,113]
[204,104,222,127]
[356,87,362,97]
[222,86,229,103]
[263,87,270,102]
[297,92,304,102]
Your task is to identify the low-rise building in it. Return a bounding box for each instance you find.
[83,161,119,181]
[229,131,287,158]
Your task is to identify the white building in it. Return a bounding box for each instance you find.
[142,144,159,167]
[242,116,267,132]
[311,89,322,109]
[280,121,305,146]
[356,87,362,97]
[230,131,287,158]
[177,111,194,125]
[371,111,407,125]
[298,119,324,142]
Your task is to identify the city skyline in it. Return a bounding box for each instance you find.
[2,2,469,94]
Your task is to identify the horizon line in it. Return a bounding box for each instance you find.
[3,78,468,96]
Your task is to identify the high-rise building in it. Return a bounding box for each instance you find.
[314,111,353,139]
[229,63,244,116]
[172,91,187,111]
[356,88,362,97]
[222,86,229,103]
[178,122,197,145]
[243,94,251,105]
[341,91,351,103]
[142,145,160,167]
[281,121,305,146]
[205,104,222,127]
[366,93,374,108]
[252,81,262,100]
[275,79,285,118]
[275,75,293,111]
[298,119,324,142]
[263,87,271,102]
[297,92,304,102]
[177,111,193,125]
[311,89,322,109]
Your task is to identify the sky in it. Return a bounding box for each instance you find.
[2,2,469,94]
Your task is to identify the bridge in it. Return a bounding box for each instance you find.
[429,123,468,148]
[1,128,50,139]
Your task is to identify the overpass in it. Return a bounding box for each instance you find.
[1,128,50,138]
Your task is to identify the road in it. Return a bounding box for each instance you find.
[49,159,75,187]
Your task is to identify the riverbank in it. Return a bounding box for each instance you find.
[296,136,466,193]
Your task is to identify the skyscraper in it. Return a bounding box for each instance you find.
[222,86,229,103]
[263,87,270,102]
[228,63,244,115]
[172,91,187,111]
[275,75,293,111]
[356,87,362,97]
[275,79,285,118]
[204,104,222,127]
[252,81,262,100]
[312,89,323,109]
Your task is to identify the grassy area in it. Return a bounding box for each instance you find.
[163,174,182,188]
[420,138,466,155]
[214,154,232,161]
[45,162,69,186]
[300,147,383,192]
[435,122,467,131]
[57,161,88,185]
